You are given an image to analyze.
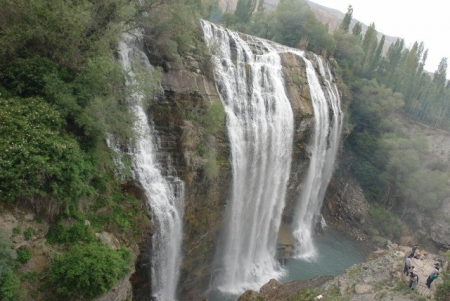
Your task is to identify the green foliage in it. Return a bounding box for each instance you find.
[435,252,450,301]
[47,243,132,300]
[0,232,15,277]
[0,0,131,70]
[0,269,19,301]
[46,221,95,244]
[0,56,59,97]
[271,0,335,54]
[138,0,205,64]
[16,247,31,264]
[352,22,362,39]
[235,0,257,23]
[0,97,94,203]
[23,228,35,240]
[204,150,219,179]
[369,206,401,240]
[350,158,382,202]
[339,5,353,33]
[333,30,364,81]
[87,193,141,234]
[20,271,38,283]
[204,99,225,135]
[289,288,317,301]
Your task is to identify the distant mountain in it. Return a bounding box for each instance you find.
[306,1,399,53]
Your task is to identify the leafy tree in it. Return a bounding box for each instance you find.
[360,23,378,75]
[433,57,448,87]
[272,0,335,54]
[333,29,364,81]
[235,0,258,23]
[0,97,93,204]
[0,0,131,71]
[352,22,362,39]
[137,0,206,64]
[47,243,132,300]
[339,5,353,33]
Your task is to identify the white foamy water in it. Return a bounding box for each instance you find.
[202,20,294,294]
[118,32,185,301]
[202,20,343,294]
[290,53,343,261]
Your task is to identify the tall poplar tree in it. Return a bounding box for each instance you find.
[235,0,257,23]
[339,5,353,33]
[352,21,362,40]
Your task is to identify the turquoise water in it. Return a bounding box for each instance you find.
[281,227,366,281]
[204,227,368,301]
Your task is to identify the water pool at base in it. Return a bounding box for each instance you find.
[205,227,368,301]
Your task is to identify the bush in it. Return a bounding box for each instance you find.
[369,206,402,241]
[47,243,132,299]
[46,221,95,244]
[0,97,94,203]
[204,99,225,135]
[23,228,34,240]
[0,270,19,301]
[435,252,450,301]
[0,231,15,276]
[16,248,31,264]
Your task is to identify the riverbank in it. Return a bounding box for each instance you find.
[238,244,447,301]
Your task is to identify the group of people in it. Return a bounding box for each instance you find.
[403,244,440,290]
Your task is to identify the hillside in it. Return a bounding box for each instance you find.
[306,1,399,53]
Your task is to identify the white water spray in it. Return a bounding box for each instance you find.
[290,53,343,260]
[202,20,294,294]
[118,32,185,301]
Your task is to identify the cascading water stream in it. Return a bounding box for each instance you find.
[290,53,343,260]
[201,20,294,294]
[118,32,185,301]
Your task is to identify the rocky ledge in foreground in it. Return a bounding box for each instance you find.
[238,246,447,301]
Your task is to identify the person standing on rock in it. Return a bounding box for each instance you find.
[410,244,418,257]
[426,263,440,288]
[409,271,419,290]
[403,254,412,275]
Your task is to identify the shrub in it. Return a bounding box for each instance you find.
[0,231,15,275]
[47,243,132,299]
[0,270,19,301]
[16,248,31,264]
[0,97,94,204]
[204,99,225,135]
[369,206,402,240]
[435,252,450,301]
[23,228,34,240]
[46,221,95,244]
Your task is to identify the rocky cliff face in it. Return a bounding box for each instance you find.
[148,51,231,300]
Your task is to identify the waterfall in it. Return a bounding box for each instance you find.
[290,53,343,260]
[118,32,185,301]
[201,20,294,294]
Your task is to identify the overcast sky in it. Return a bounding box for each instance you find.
[310,0,449,75]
